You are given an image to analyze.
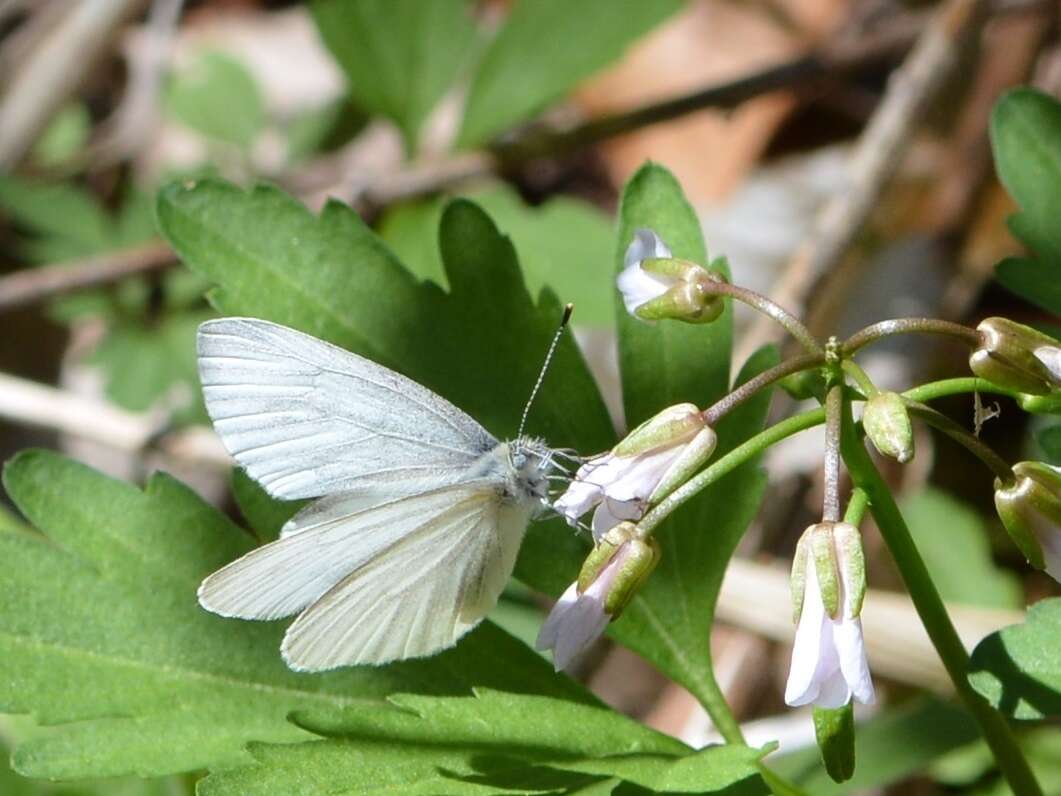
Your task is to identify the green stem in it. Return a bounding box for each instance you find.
[842,318,981,355]
[841,359,877,396]
[902,376,1023,403]
[844,487,869,526]
[838,395,1043,796]
[697,277,824,356]
[639,407,827,536]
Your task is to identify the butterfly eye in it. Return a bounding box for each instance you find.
[512,452,528,469]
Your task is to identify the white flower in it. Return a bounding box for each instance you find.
[785,528,874,709]
[553,404,716,540]
[617,229,676,316]
[535,526,659,672]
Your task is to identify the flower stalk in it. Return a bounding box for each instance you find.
[842,317,981,355]
[838,393,1044,796]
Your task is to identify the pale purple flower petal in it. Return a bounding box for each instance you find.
[552,478,603,525]
[1036,524,1061,583]
[785,561,873,708]
[1034,345,1061,382]
[536,556,626,672]
[624,228,672,268]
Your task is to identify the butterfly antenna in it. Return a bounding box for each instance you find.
[517,303,573,440]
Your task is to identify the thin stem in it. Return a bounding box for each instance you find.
[902,399,1013,481]
[843,318,981,355]
[839,395,1043,796]
[696,277,824,356]
[844,487,870,526]
[702,352,824,426]
[842,359,878,396]
[902,376,1023,403]
[639,407,827,536]
[823,383,843,522]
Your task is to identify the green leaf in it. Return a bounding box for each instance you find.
[156,178,613,450]
[165,52,264,149]
[969,597,1061,720]
[0,715,192,796]
[813,704,854,783]
[0,450,591,781]
[458,0,681,147]
[1037,425,1061,465]
[990,87,1061,314]
[87,310,212,424]
[0,177,156,263]
[379,184,616,326]
[199,690,764,795]
[311,0,476,152]
[31,103,90,167]
[771,697,979,794]
[605,163,775,707]
[230,468,304,543]
[903,487,1022,609]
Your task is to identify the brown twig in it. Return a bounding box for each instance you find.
[735,0,989,365]
[0,370,230,467]
[0,0,148,169]
[0,241,175,313]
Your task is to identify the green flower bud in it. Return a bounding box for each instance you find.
[779,368,827,402]
[970,318,1061,396]
[793,522,866,622]
[612,403,706,457]
[994,462,1061,575]
[576,522,660,618]
[631,261,727,325]
[863,392,914,463]
[1016,391,1061,415]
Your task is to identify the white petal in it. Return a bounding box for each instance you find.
[835,615,875,704]
[624,228,672,268]
[552,479,603,525]
[591,497,643,541]
[617,263,672,315]
[603,446,684,503]
[785,563,848,707]
[551,593,608,672]
[535,581,580,652]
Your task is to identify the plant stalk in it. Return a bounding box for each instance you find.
[842,318,981,354]
[838,395,1043,796]
[697,277,824,356]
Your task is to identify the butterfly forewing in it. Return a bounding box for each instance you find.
[197,318,496,500]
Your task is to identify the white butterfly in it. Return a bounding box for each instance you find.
[196,317,563,671]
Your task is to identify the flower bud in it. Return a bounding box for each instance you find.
[970,318,1061,396]
[1016,392,1061,416]
[863,392,914,463]
[577,522,660,617]
[994,462,1061,581]
[779,368,827,402]
[786,522,873,708]
[536,522,660,671]
[617,229,726,325]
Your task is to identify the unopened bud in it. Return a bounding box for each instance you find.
[970,318,1061,396]
[633,259,727,325]
[613,403,705,457]
[1016,391,1061,415]
[577,522,660,618]
[994,462,1061,573]
[863,392,914,463]
[779,368,827,402]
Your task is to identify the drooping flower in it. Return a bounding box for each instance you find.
[995,461,1061,583]
[617,229,726,324]
[536,523,659,671]
[785,522,874,709]
[553,403,717,539]
[969,317,1061,395]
